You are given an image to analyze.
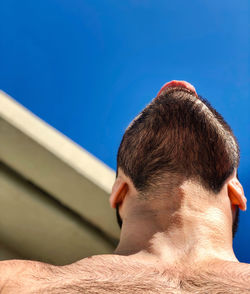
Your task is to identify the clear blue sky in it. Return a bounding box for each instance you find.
[0,0,249,262]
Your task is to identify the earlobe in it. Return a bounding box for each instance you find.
[228,179,247,211]
[109,178,128,209]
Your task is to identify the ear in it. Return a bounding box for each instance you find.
[109,177,128,209]
[228,177,247,211]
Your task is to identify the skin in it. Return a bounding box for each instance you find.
[157,80,198,97]
[0,168,249,293]
[111,169,246,262]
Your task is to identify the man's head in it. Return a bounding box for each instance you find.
[110,81,246,237]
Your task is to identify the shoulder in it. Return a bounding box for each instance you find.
[223,261,250,284]
[0,259,56,293]
[202,260,250,288]
[0,259,53,279]
[0,255,127,293]
[66,254,130,277]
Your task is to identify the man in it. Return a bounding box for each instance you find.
[0,80,249,293]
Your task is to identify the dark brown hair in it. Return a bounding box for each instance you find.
[117,87,239,196]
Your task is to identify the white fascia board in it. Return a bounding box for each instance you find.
[0,91,115,193]
[0,91,120,239]
[0,163,115,265]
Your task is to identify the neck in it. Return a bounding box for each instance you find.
[114,183,238,265]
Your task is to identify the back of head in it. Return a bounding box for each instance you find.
[117,85,239,196]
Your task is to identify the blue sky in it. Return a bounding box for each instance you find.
[0,0,249,262]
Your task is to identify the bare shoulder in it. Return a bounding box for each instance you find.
[1,257,249,293]
[183,260,250,293]
[213,260,250,285]
[0,259,58,293]
[65,254,138,279]
[0,259,55,280]
[0,255,131,294]
[66,257,250,293]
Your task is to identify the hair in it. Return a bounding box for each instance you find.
[117,87,239,197]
